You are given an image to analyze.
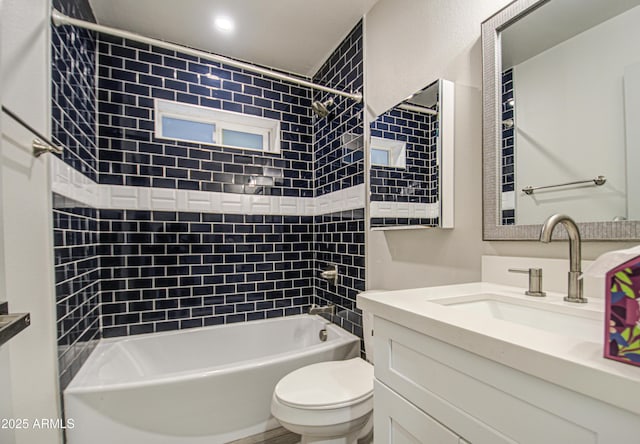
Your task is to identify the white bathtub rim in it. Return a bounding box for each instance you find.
[65,315,359,395]
[95,313,331,347]
[65,337,356,395]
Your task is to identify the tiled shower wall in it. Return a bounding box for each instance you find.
[314,209,365,338]
[96,36,314,196]
[51,0,101,389]
[53,200,100,389]
[313,22,364,197]
[52,0,98,180]
[99,211,314,336]
[93,29,322,337]
[312,22,366,335]
[52,0,366,386]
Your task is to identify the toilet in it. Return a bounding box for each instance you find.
[271,310,375,444]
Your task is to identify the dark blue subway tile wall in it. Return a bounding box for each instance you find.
[313,21,364,196]
[311,22,365,343]
[51,0,100,391]
[98,210,314,336]
[53,195,101,390]
[502,68,515,225]
[51,7,367,348]
[97,36,314,197]
[370,107,438,204]
[370,217,439,227]
[314,210,365,339]
[51,0,98,181]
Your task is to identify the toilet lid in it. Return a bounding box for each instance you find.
[274,358,374,409]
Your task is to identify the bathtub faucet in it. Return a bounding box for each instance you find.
[309,304,335,316]
[320,264,338,285]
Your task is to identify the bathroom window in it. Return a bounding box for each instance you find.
[155,99,280,153]
[161,116,216,144]
[370,136,406,168]
[370,148,390,166]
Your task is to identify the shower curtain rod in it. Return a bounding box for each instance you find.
[398,103,438,116]
[51,9,363,103]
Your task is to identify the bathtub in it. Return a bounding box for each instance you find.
[64,314,360,443]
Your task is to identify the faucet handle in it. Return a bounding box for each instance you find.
[508,268,546,297]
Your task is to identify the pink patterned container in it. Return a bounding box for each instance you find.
[605,257,640,367]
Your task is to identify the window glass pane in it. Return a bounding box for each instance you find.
[222,129,264,150]
[371,148,390,166]
[162,116,215,144]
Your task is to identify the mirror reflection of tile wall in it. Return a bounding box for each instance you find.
[369,106,440,228]
[501,68,515,225]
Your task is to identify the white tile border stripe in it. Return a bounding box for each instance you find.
[501,191,515,211]
[50,156,98,208]
[51,156,366,216]
[370,200,440,219]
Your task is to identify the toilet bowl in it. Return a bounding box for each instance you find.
[271,305,378,444]
[271,357,373,444]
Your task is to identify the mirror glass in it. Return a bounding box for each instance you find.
[369,79,454,230]
[482,0,640,240]
[498,0,640,226]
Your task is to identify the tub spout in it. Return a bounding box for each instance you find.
[539,214,586,303]
[309,304,335,316]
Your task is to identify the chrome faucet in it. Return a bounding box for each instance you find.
[320,264,338,286]
[539,214,587,303]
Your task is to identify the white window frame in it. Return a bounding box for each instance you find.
[370,136,406,168]
[154,99,281,154]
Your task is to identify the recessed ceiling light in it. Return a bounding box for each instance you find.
[214,16,235,33]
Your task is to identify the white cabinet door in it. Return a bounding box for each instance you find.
[373,316,640,443]
[374,381,460,444]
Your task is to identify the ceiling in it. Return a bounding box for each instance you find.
[88,0,379,77]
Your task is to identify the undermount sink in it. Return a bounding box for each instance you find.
[434,293,602,342]
[357,282,640,421]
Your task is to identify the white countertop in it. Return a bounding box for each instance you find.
[357,282,640,416]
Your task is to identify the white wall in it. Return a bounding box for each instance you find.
[1,0,62,443]
[0,4,18,440]
[365,0,513,290]
[625,61,640,220]
[513,6,640,224]
[365,0,639,292]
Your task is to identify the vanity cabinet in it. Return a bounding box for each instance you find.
[372,316,640,444]
[375,381,462,444]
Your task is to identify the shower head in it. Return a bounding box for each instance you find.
[312,98,335,117]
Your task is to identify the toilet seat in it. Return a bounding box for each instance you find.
[273,358,373,410]
[271,313,376,443]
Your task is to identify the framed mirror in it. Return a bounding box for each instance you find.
[369,79,454,230]
[482,0,640,240]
